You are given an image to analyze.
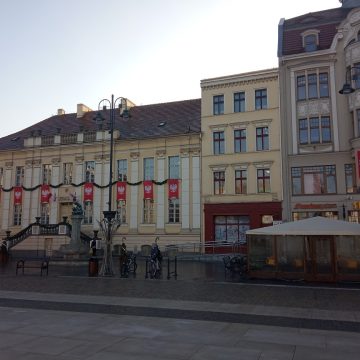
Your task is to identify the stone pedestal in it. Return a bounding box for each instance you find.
[60,214,87,260]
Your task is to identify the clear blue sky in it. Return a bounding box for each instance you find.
[0,0,340,137]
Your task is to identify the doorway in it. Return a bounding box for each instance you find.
[305,236,336,282]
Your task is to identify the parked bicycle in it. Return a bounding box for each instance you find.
[149,242,162,279]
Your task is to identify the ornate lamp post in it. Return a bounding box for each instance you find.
[94,95,127,276]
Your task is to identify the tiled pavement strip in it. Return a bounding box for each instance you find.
[1,260,360,359]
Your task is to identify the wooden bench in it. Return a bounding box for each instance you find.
[16,258,49,276]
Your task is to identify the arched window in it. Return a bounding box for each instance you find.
[304,34,317,52]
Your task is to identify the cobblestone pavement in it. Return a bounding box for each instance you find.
[1,258,360,359]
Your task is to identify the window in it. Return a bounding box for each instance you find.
[83,202,93,224]
[257,169,271,193]
[13,205,22,226]
[214,171,225,195]
[234,129,246,153]
[213,131,225,154]
[235,170,247,194]
[299,119,308,144]
[169,156,180,179]
[214,216,250,244]
[0,167,3,187]
[168,199,180,223]
[291,165,337,195]
[298,117,331,145]
[345,164,356,194]
[304,34,317,52]
[42,164,52,185]
[144,158,154,180]
[357,110,360,135]
[308,73,318,99]
[85,161,95,183]
[213,95,224,115]
[117,159,127,181]
[297,75,306,101]
[15,166,24,186]
[319,73,329,97]
[255,89,267,110]
[296,72,329,100]
[234,92,245,112]
[143,199,154,223]
[63,163,73,185]
[353,63,360,90]
[116,200,126,224]
[256,127,269,151]
[40,203,50,225]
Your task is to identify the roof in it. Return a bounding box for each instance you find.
[280,7,352,56]
[0,98,201,151]
[246,216,360,236]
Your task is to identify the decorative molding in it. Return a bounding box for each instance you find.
[75,156,84,163]
[95,154,104,162]
[5,161,13,169]
[130,151,140,160]
[231,163,249,170]
[209,124,228,130]
[156,148,166,158]
[252,119,273,126]
[229,121,250,128]
[209,164,228,172]
[253,161,274,168]
[25,160,33,168]
[32,159,41,167]
[51,157,61,165]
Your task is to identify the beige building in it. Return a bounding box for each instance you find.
[200,69,282,249]
[278,0,360,223]
[0,99,201,253]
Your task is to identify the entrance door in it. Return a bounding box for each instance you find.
[305,236,335,282]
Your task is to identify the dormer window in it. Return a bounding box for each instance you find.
[302,30,320,52]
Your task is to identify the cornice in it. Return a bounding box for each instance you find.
[201,76,278,91]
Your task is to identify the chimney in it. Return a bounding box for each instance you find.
[77,103,92,118]
[57,108,65,115]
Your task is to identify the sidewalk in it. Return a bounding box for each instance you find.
[1,259,360,359]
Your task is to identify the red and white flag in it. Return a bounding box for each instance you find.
[84,182,94,202]
[116,181,126,201]
[40,184,51,203]
[143,180,153,200]
[14,186,22,205]
[168,179,179,199]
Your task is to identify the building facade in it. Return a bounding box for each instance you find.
[278,0,360,223]
[0,99,201,252]
[200,69,282,250]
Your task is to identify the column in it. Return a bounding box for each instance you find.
[30,161,41,223]
[74,156,84,200]
[22,161,33,226]
[50,159,60,224]
[156,155,165,229]
[181,154,190,229]
[1,163,12,230]
[192,155,200,229]
[130,153,139,229]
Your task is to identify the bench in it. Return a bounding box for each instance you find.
[16,258,49,276]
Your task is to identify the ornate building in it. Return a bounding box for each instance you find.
[0,99,201,253]
[278,0,360,222]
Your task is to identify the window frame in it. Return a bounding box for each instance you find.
[83,202,93,224]
[42,164,52,185]
[235,169,247,195]
[234,129,246,153]
[116,200,127,224]
[168,198,180,223]
[85,161,95,183]
[213,171,225,195]
[234,92,245,113]
[143,158,154,181]
[143,199,154,224]
[15,166,24,186]
[256,126,269,151]
[168,156,180,179]
[13,204,22,226]
[117,159,128,181]
[257,168,271,193]
[255,89,267,110]
[63,163,73,185]
[213,95,224,115]
[213,131,225,155]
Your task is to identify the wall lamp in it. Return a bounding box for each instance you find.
[339,66,360,94]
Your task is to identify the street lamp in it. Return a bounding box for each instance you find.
[339,66,360,94]
[94,95,127,276]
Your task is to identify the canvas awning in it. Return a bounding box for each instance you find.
[246,217,360,236]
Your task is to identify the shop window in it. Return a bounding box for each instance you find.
[214,215,250,244]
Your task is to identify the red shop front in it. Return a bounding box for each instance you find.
[204,202,282,254]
